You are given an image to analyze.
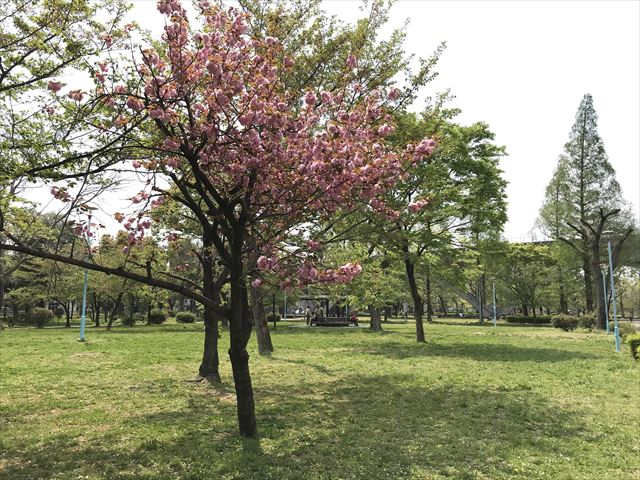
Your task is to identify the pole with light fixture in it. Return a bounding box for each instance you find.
[606,239,620,352]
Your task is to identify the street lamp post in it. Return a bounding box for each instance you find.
[606,239,620,352]
[79,214,92,342]
[601,267,610,334]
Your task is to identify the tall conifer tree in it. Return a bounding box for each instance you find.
[539,94,633,327]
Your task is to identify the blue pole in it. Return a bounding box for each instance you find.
[602,268,609,334]
[492,282,497,327]
[607,240,620,352]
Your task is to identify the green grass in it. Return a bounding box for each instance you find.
[0,321,638,480]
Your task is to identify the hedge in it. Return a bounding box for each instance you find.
[176,312,196,324]
[504,315,551,325]
[551,314,578,331]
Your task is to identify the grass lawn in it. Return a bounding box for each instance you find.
[0,320,638,480]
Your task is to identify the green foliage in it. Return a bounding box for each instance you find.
[504,315,551,325]
[551,314,578,331]
[29,307,53,328]
[53,306,65,319]
[266,312,281,323]
[578,314,596,330]
[539,94,625,237]
[616,321,636,341]
[148,310,167,325]
[175,312,196,324]
[122,312,144,327]
[626,333,640,360]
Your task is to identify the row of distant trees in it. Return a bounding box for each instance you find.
[3,206,637,331]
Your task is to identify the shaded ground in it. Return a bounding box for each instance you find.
[0,321,638,479]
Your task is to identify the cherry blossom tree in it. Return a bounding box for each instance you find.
[1,0,435,437]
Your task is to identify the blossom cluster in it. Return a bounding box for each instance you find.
[48,0,437,287]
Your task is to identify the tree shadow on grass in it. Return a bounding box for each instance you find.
[101,325,205,335]
[1,373,591,480]
[432,319,553,329]
[270,324,400,337]
[350,340,599,363]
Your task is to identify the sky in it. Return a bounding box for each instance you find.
[319,0,640,241]
[41,0,640,240]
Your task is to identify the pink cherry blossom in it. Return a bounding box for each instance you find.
[306,239,321,251]
[346,54,357,69]
[408,198,429,213]
[415,138,437,158]
[126,97,145,112]
[377,124,395,137]
[388,87,401,100]
[162,137,181,150]
[304,91,316,107]
[47,81,63,92]
[67,90,84,102]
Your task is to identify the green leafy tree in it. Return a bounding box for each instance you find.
[539,94,635,328]
[363,104,507,340]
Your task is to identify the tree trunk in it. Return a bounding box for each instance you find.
[92,293,100,327]
[438,295,447,316]
[107,292,124,330]
[228,234,257,437]
[478,275,486,324]
[370,305,383,332]
[146,300,152,325]
[11,303,18,327]
[404,258,425,342]
[198,234,221,381]
[522,304,529,316]
[425,263,433,323]
[591,255,607,330]
[65,302,71,327]
[0,273,4,332]
[200,311,221,382]
[249,285,273,355]
[559,283,568,314]
[583,253,594,312]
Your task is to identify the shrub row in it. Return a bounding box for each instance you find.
[616,321,636,341]
[176,312,197,324]
[551,314,579,331]
[504,315,551,325]
[31,308,54,328]
[626,333,640,361]
[266,312,281,322]
[148,310,167,325]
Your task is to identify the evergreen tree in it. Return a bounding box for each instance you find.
[539,94,634,328]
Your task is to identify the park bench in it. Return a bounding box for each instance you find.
[312,316,352,327]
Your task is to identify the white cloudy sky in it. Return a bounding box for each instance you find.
[322,0,640,241]
[41,1,637,238]
[126,0,640,241]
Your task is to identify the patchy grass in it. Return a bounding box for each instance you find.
[0,320,638,480]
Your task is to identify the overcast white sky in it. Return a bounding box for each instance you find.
[322,0,640,240]
[101,1,640,240]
